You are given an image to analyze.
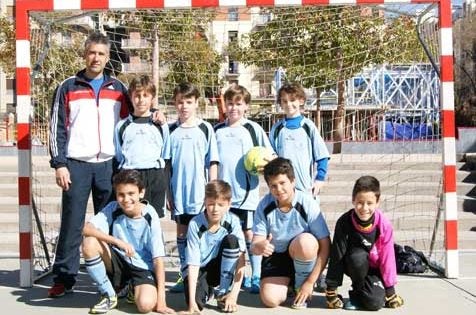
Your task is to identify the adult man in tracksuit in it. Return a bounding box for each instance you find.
[48,32,131,297]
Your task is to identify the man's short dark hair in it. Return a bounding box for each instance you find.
[84,32,111,52]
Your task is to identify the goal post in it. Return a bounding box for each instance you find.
[15,0,457,288]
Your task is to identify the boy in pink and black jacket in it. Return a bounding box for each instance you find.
[325,176,404,311]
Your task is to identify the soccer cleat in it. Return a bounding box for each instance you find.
[48,283,74,298]
[343,300,360,311]
[325,289,343,309]
[170,275,184,293]
[89,294,118,314]
[385,294,404,308]
[249,276,260,294]
[241,276,251,289]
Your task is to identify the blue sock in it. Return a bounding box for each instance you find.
[218,247,240,296]
[293,258,316,290]
[85,255,115,297]
[177,237,187,272]
[246,240,261,279]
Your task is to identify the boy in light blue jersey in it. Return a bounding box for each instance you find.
[164,82,220,292]
[270,82,330,198]
[182,180,246,313]
[251,157,330,309]
[82,169,173,314]
[114,76,169,218]
[214,85,274,293]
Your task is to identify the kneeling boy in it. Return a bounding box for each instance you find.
[183,180,246,313]
[251,157,331,309]
[82,169,173,314]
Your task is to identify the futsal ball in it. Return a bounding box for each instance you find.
[244,146,275,176]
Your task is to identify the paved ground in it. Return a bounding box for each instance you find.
[1,252,476,315]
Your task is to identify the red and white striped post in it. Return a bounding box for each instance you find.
[16,0,33,288]
[15,0,458,287]
[439,0,458,278]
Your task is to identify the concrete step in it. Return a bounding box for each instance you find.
[328,170,442,183]
[0,181,444,197]
[3,210,474,234]
[328,161,441,171]
[0,183,61,197]
[0,194,442,214]
[320,181,440,196]
[3,230,475,257]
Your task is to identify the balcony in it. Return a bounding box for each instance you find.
[225,61,240,79]
[64,16,95,30]
[121,58,151,74]
[121,38,151,50]
[251,13,271,31]
[121,32,151,50]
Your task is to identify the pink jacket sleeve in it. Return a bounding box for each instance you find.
[375,211,397,288]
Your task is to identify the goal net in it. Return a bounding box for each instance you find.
[18,2,456,284]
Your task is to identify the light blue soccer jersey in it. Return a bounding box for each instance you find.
[115,115,170,169]
[89,201,166,271]
[215,118,273,210]
[269,117,330,192]
[253,189,330,253]
[183,211,246,277]
[163,119,220,216]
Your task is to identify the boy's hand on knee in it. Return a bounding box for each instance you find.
[385,294,404,308]
[325,289,343,309]
[115,239,135,257]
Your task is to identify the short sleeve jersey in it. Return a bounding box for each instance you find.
[114,115,170,169]
[215,118,274,210]
[253,189,330,253]
[269,117,330,192]
[163,119,220,215]
[89,201,166,271]
[184,211,246,277]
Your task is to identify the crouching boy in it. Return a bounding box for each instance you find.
[82,169,173,314]
[251,157,331,309]
[182,180,246,314]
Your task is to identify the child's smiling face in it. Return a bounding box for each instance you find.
[352,191,380,221]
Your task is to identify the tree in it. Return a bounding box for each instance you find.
[230,7,427,152]
[454,13,476,105]
[0,15,15,76]
[31,30,84,125]
[108,10,222,100]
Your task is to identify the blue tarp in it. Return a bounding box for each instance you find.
[384,121,434,140]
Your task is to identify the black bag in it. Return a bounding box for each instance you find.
[394,244,428,273]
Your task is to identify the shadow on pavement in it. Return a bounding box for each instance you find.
[1,267,333,312]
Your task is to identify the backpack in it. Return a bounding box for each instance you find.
[394,244,428,273]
